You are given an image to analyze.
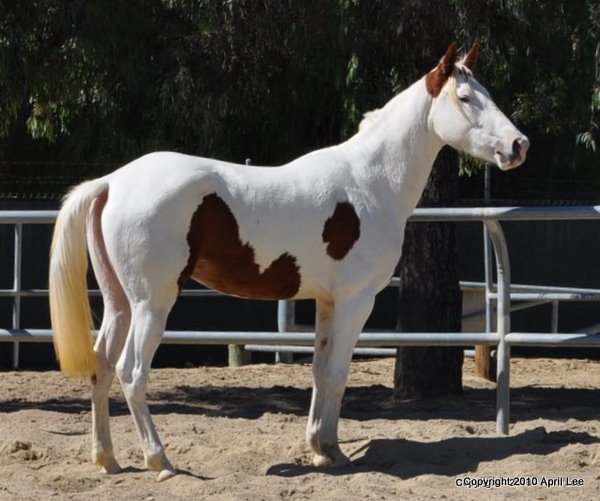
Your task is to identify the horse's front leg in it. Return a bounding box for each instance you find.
[307,291,375,467]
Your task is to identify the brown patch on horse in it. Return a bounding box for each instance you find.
[425,42,459,97]
[322,202,361,260]
[179,193,301,299]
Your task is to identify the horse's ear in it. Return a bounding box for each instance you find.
[463,42,480,71]
[439,42,459,78]
[426,42,459,97]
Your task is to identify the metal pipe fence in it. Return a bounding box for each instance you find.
[1,207,600,436]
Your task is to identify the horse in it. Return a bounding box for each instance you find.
[49,42,529,481]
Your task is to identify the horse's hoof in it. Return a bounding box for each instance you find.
[101,461,123,475]
[145,451,176,481]
[313,451,350,468]
[156,468,177,482]
[93,452,122,474]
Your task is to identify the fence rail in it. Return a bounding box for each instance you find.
[2,207,600,436]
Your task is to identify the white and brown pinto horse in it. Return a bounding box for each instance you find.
[49,43,528,480]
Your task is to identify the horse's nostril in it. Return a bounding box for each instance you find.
[512,138,521,155]
[512,137,530,157]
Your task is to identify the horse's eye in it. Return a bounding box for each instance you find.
[458,95,470,103]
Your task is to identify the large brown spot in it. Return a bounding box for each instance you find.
[322,202,360,260]
[179,193,301,299]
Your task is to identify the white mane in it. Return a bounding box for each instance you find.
[358,108,384,131]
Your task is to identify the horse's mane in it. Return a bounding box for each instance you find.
[358,109,384,132]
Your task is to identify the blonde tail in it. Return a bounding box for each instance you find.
[49,179,108,378]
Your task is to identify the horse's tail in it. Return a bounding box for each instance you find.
[49,178,109,378]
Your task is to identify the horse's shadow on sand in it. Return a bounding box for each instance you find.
[2,384,599,424]
[118,465,212,481]
[267,428,600,479]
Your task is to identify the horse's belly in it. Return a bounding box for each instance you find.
[190,254,301,300]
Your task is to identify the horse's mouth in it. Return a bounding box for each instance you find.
[494,151,525,171]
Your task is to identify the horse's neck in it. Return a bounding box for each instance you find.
[343,78,443,214]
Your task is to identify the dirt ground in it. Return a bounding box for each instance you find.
[0,356,599,500]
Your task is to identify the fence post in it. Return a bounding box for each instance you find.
[228,343,250,367]
[484,219,512,435]
[12,223,22,369]
[551,301,559,333]
[276,300,294,363]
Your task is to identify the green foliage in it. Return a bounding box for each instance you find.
[577,130,597,153]
[451,0,600,195]
[512,77,570,135]
[577,40,600,155]
[1,1,600,199]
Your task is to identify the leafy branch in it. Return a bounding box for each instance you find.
[577,41,600,153]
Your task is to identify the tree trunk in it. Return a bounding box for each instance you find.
[394,146,463,399]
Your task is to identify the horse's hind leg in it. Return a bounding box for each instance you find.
[116,298,176,481]
[88,192,131,473]
[91,297,130,473]
[307,292,375,467]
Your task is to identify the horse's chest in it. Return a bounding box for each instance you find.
[179,193,301,299]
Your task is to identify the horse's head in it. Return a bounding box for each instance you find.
[426,42,529,171]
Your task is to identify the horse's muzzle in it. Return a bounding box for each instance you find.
[495,135,530,170]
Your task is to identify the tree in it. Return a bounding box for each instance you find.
[2,1,600,198]
[577,41,600,153]
[0,1,346,192]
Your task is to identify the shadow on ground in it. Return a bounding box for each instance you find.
[267,427,599,479]
[2,384,598,424]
